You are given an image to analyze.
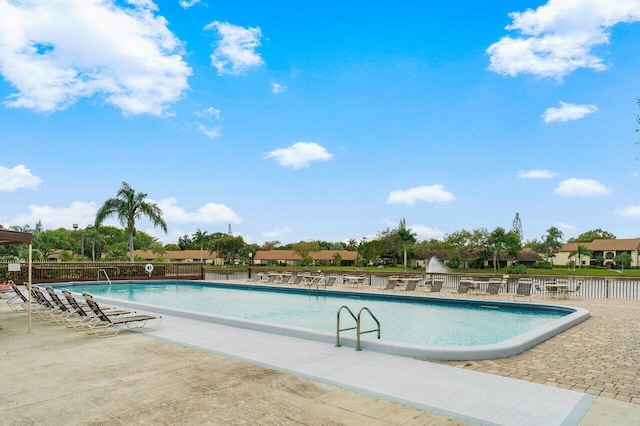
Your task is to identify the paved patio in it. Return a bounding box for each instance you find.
[437,296,640,405]
[1,286,640,424]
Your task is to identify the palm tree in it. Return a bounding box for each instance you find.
[94,182,168,262]
[569,244,592,269]
[192,228,209,263]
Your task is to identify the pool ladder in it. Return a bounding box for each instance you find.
[336,306,380,351]
[97,269,112,286]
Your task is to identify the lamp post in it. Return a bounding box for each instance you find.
[72,223,78,256]
[248,252,253,279]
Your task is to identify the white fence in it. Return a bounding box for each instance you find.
[204,270,640,300]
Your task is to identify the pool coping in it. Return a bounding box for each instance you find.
[60,280,590,361]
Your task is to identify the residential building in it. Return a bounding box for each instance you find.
[134,250,223,265]
[253,250,358,266]
[555,239,640,268]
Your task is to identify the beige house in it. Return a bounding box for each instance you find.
[555,239,640,268]
[134,249,223,265]
[254,250,358,266]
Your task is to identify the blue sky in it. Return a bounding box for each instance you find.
[1,0,640,246]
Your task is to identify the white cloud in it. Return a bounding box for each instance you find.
[409,224,445,240]
[197,123,221,140]
[204,21,263,75]
[271,82,287,94]
[542,101,597,123]
[197,106,221,119]
[556,222,578,231]
[554,178,610,197]
[387,185,456,206]
[487,0,640,80]
[0,165,42,191]
[152,197,242,224]
[616,205,640,218]
[265,142,333,169]
[198,123,222,140]
[261,227,293,239]
[517,169,557,179]
[11,201,97,229]
[179,0,201,8]
[0,0,191,115]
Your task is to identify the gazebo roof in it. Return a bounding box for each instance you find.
[0,229,33,245]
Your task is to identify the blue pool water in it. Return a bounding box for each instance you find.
[59,281,571,348]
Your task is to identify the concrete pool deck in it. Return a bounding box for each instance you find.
[1,287,640,424]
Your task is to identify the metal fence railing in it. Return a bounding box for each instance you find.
[203,269,640,301]
[0,261,203,283]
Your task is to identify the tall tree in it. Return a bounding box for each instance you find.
[511,212,523,242]
[543,226,564,264]
[192,228,210,263]
[293,241,320,258]
[486,227,521,272]
[212,234,245,264]
[94,182,167,262]
[567,229,616,243]
[396,218,417,270]
[569,244,592,268]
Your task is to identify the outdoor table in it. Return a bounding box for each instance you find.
[545,280,569,299]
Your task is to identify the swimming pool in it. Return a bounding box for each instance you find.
[57,280,590,360]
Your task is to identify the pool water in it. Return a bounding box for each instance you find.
[60,281,569,348]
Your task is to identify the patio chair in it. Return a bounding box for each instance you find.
[447,278,472,297]
[426,278,443,295]
[30,286,62,321]
[324,274,337,288]
[402,277,420,292]
[565,281,582,299]
[476,277,502,299]
[6,280,29,311]
[82,292,162,338]
[383,276,400,291]
[513,278,533,302]
[60,289,136,330]
[291,273,304,285]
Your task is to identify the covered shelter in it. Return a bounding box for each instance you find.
[0,228,33,332]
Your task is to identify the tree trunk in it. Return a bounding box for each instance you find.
[129,234,135,262]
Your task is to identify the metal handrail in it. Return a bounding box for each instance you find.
[97,269,112,286]
[356,307,381,351]
[335,305,357,347]
[336,305,381,351]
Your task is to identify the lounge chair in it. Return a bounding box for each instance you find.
[426,278,443,295]
[476,277,503,299]
[6,280,29,311]
[447,278,472,297]
[60,289,136,330]
[307,274,325,288]
[82,292,162,338]
[513,278,533,302]
[402,277,421,292]
[383,276,400,291]
[324,275,337,288]
[291,273,304,285]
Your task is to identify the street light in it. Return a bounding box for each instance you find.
[248,252,253,279]
[72,223,85,259]
[72,224,78,256]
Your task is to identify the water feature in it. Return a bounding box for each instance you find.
[426,256,449,273]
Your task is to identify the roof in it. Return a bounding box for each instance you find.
[134,250,220,260]
[560,238,640,252]
[254,250,358,261]
[0,228,33,245]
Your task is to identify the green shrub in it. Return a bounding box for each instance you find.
[447,256,460,269]
[533,260,553,269]
[506,263,527,274]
